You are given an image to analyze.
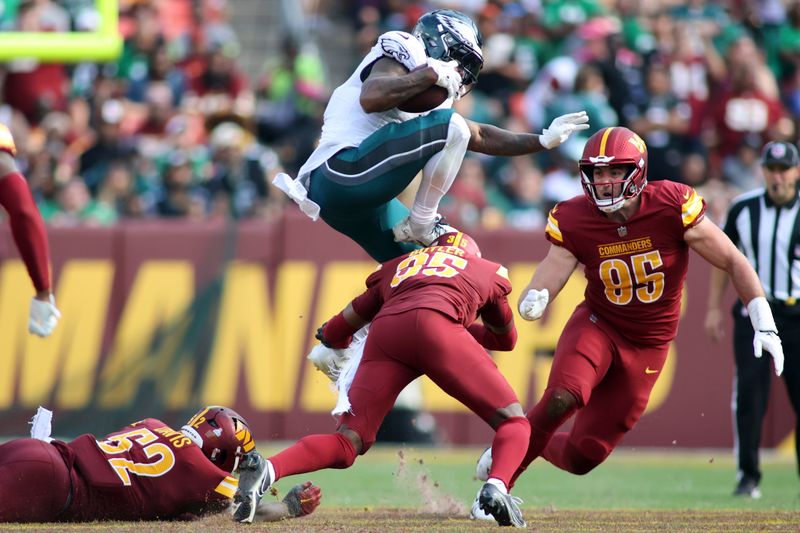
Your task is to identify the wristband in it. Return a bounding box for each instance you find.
[746,296,777,332]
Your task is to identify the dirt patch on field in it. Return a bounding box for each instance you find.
[6,509,799,532]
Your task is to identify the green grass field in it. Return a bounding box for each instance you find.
[261,445,799,511]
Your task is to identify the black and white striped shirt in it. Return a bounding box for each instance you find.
[723,188,800,306]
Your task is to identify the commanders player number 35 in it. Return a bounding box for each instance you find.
[391,251,468,288]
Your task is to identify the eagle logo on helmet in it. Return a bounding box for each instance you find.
[579,127,648,213]
[181,406,255,473]
[412,10,484,86]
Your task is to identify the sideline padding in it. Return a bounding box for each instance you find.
[0,0,121,62]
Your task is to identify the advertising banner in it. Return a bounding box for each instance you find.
[0,213,792,448]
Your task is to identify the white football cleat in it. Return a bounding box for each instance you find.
[475,446,492,481]
[392,215,455,246]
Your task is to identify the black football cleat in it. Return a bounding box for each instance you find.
[478,482,527,528]
[233,452,273,523]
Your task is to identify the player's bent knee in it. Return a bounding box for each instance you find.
[447,113,471,146]
[336,426,364,461]
[544,388,579,419]
[566,436,612,475]
[491,402,525,427]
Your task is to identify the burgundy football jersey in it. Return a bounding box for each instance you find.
[62,418,237,520]
[350,243,513,327]
[545,181,706,346]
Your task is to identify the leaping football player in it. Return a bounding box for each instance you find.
[274,9,589,261]
[469,127,785,518]
[279,8,588,396]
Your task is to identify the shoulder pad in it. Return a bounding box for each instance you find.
[375,31,428,71]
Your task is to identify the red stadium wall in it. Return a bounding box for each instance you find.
[0,212,793,449]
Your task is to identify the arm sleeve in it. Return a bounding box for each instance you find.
[322,271,385,348]
[321,311,359,349]
[0,172,51,292]
[350,271,384,321]
[467,322,517,351]
[470,289,517,351]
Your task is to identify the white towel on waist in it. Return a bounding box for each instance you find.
[272,172,321,221]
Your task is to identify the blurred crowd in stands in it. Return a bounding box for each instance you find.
[1,0,799,229]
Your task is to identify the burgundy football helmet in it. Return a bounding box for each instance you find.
[433,230,481,256]
[181,406,255,472]
[579,126,648,213]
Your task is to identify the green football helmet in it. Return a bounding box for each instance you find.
[412,9,484,86]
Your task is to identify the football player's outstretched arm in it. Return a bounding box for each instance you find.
[518,243,578,321]
[686,217,783,375]
[0,150,61,337]
[317,282,381,349]
[469,294,517,351]
[360,57,441,113]
[465,111,589,156]
[254,481,322,521]
[685,217,764,307]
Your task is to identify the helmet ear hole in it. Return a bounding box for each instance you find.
[182,406,254,473]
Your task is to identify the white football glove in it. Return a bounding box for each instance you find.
[518,288,549,321]
[426,57,462,101]
[307,343,351,381]
[747,297,784,376]
[29,294,61,337]
[539,111,590,149]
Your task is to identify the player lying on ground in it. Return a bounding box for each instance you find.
[469,126,785,519]
[233,230,530,528]
[0,406,320,522]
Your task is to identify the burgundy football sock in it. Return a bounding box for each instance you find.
[269,433,357,480]
[487,416,530,488]
[509,389,578,487]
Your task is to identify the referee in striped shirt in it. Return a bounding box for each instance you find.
[705,140,799,499]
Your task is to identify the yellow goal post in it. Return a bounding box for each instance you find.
[0,0,122,62]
